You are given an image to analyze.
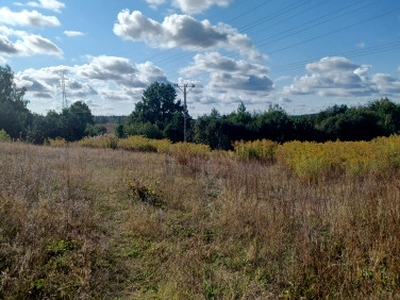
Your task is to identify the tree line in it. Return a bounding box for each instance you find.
[0,65,104,143]
[116,82,400,150]
[2,65,400,148]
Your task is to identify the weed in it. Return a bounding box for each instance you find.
[127,175,165,208]
[0,129,11,142]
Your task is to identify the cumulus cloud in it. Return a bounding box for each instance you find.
[182,52,270,77]
[26,0,65,13]
[284,56,400,98]
[0,7,60,27]
[0,25,62,57]
[371,73,400,94]
[0,35,18,54]
[145,0,167,10]
[16,34,62,55]
[171,0,232,15]
[179,52,273,106]
[63,30,85,37]
[114,10,264,60]
[146,0,232,14]
[181,52,272,91]
[14,56,169,113]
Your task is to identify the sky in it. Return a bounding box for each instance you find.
[1,0,400,117]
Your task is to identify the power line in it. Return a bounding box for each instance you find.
[266,7,400,56]
[271,41,400,73]
[175,83,195,142]
[156,0,379,76]
[250,0,377,47]
[165,5,400,81]
[146,0,316,71]
[223,0,274,24]
[180,40,400,84]
[239,0,314,32]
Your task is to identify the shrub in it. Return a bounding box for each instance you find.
[44,137,67,147]
[0,129,11,142]
[127,175,165,208]
[171,142,210,165]
[276,135,400,182]
[233,139,278,162]
[78,134,118,149]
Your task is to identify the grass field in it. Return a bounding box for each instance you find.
[1,140,400,299]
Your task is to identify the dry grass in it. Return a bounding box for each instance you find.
[1,141,400,298]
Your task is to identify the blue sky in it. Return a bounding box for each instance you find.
[1,0,400,116]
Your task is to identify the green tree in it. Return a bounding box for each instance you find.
[86,124,107,137]
[367,98,400,135]
[129,82,182,127]
[316,108,385,141]
[124,82,187,141]
[63,101,94,141]
[0,65,32,139]
[194,108,224,149]
[254,104,293,142]
[291,114,321,141]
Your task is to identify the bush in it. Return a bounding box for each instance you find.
[44,137,67,147]
[276,135,400,182]
[233,139,278,162]
[118,136,172,153]
[78,134,118,149]
[0,129,11,142]
[171,142,211,165]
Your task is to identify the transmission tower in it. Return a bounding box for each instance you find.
[175,83,195,142]
[61,72,69,110]
[12,83,16,100]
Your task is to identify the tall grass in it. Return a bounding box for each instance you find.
[277,135,400,182]
[233,139,278,162]
[1,139,400,298]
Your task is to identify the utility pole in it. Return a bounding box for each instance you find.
[61,71,68,110]
[175,83,195,142]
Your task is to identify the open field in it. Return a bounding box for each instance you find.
[1,140,400,299]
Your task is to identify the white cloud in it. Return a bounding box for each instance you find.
[145,0,232,14]
[63,30,85,37]
[0,25,26,37]
[181,52,270,77]
[16,34,62,56]
[15,56,169,114]
[0,25,62,57]
[0,56,7,64]
[0,7,60,27]
[171,0,232,15]
[145,0,167,10]
[113,10,265,60]
[356,42,366,49]
[180,52,274,106]
[26,0,65,13]
[0,34,18,54]
[284,56,400,98]
[371,73,400,94]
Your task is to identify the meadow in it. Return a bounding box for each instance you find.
[1,136,400,299]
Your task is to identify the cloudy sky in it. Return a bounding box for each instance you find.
[1,0,400,116]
